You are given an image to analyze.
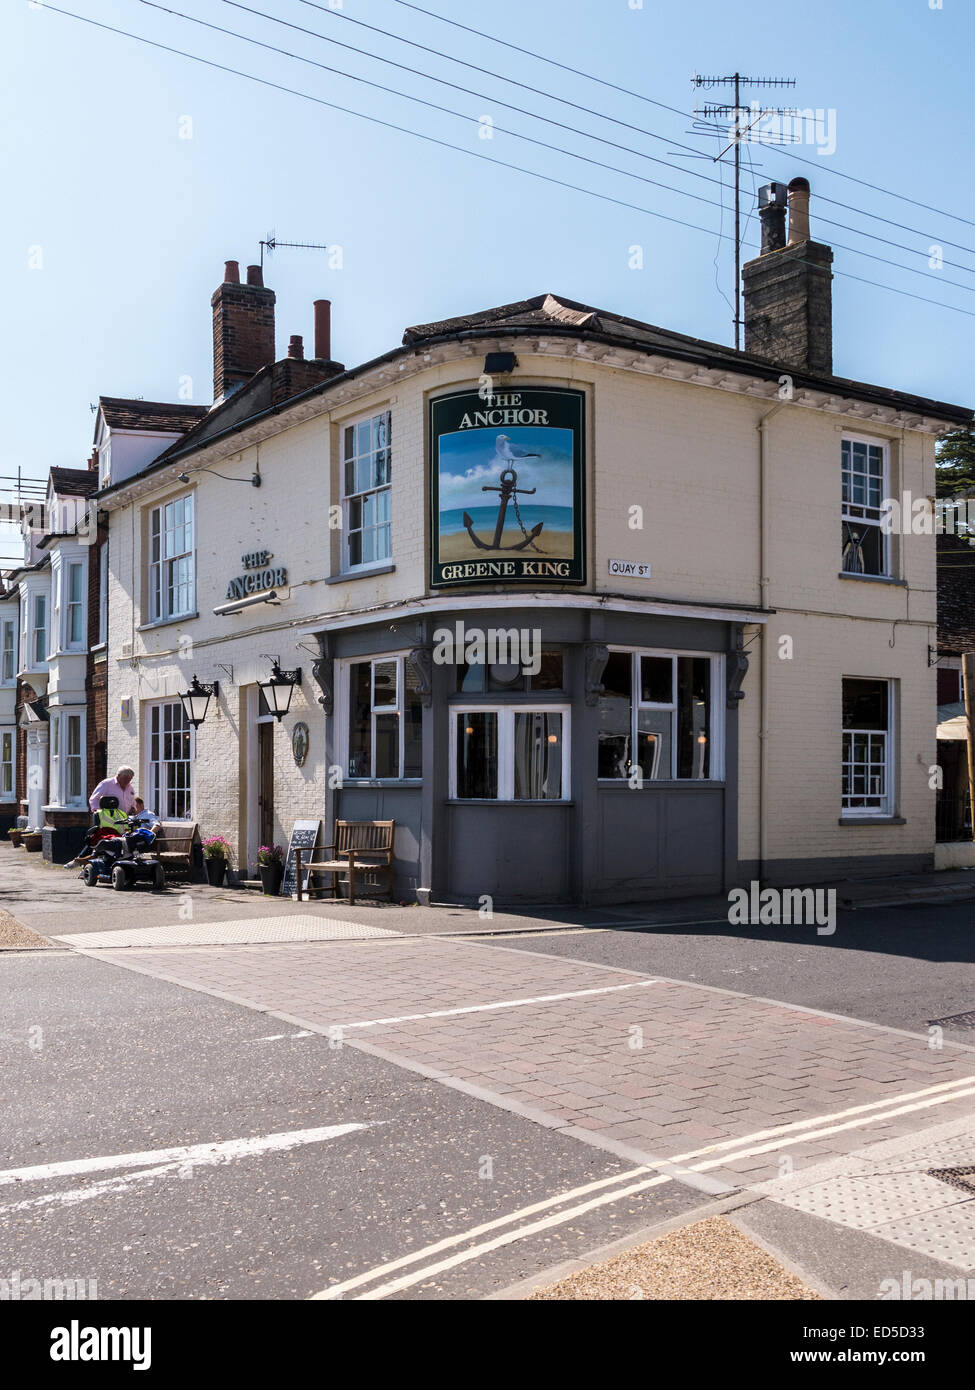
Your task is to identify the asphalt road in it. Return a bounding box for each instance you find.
[492,903,975,1043]
[0,950,702,1301]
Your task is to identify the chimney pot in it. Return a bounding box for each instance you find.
[314,299,331,361]
[288,334,304,360]
[246,264,264,287]
[787,177,811,245]
[224,260,240,284]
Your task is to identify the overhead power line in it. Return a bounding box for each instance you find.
[386,0,975,236]
[38,5,975,324]
[133,1,975,297]
[203,0,973,276]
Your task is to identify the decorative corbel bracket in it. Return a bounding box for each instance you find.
[407,646,434,707]
[583,642,610,707]
[727,631,749,709]
[310,632,334,715]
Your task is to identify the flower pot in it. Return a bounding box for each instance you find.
[205,857,227,887]
[23,832,42,853]
[259,862,284,896]
[7,829,22,847]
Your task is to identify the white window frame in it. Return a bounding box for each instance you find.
[145,698,195,821]
[0,729,13,800]
[63,559,86,652]
[842,677,895,818]
[148,493,196,623]
[597,648,724,783]
[449,704,572,801]
[48,709,86,809]
[340,410,392,573]
[842,434,890,577]
[97,542,108,647]
[32,593,47,667]
[1,617,15,685]
[340,654,422,781]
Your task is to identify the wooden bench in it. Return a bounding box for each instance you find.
[155,822,200,881]
[294,820,395,904]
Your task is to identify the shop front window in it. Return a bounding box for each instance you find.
[452,706,569,801]
[598,650,717,782]
[346,655,422,779]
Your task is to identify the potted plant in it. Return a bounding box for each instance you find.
[23,829,43,853]
[257,844,285,896]
[7,827,23,847]
[202,835,232,887]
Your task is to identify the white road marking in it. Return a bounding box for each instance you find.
[311,1074,975,1300]
[0,1123,368,1189]
[337,978,658,1031]
[250,1031,315,1042]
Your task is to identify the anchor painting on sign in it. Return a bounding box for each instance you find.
[430,386,586,588]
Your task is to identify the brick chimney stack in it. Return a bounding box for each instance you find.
[211,260,276,402]
[742,177,833,375]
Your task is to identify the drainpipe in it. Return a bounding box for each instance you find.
[757,402,785,884]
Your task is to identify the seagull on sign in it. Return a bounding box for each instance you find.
[494,433,540,462]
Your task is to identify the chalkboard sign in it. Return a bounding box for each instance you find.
[283,819,322,898]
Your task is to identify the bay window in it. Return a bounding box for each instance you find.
[598,650,717,782]
[452,706,569,801]
[65,561,85,649]
[346,656,422,779]
[48,710,85,808]
[1,618,14,684]
[341,411,391,570]
[842,677,893,816]
[1,730,13,800]
[149,493,195,622]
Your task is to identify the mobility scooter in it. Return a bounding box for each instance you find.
[80,796,166,892]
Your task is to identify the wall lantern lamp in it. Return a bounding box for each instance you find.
[258,657,303,721]
[178,675,219,728]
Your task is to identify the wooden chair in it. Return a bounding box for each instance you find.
[294,820,395,904]
[155,822,200,881]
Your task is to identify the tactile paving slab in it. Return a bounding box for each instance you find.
[55,917,400,948]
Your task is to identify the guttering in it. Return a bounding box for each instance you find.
[96,325,973,507]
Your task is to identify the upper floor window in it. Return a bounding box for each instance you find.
[1,618,15,684]
[98,542,108,646]
[149,494,195,622]
[65,560,85,650]
[598,650,717,782]
[842,438,889,577]
[32,594,47,667]
[341,411,391,570]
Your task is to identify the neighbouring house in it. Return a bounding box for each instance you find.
[95,178,972,904]
[936,531,975,861]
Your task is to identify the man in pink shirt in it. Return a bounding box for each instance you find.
[88,766,136,816]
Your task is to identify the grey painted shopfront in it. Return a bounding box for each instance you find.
[311,604,747,906]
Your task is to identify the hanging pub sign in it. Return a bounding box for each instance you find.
[430,386,586,588]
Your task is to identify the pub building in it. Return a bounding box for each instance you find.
[98,181,971,904]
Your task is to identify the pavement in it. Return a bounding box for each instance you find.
[2,842,974,1300]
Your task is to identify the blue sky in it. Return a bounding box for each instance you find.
[3,0,973,523]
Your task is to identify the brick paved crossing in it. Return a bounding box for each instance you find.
[91,935,975,1188]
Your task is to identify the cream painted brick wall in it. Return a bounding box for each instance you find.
[104,344,945,872]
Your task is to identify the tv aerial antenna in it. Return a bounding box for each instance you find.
[691,73,798,348]
[259,233,331,269]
